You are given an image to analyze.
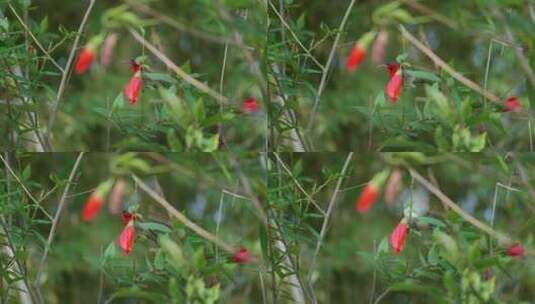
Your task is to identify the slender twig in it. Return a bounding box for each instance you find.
[0,155,53,220]
[125,0,251,49]
[408,168,513,244]
[501,20,535,88]
[308,153,353,279]
[35,153,84,291]
[307,0,357,133]
[218,43,229,149]
[399,25,503,104]
[129,29,231,105]
[8,4,64,72]
[132,174,235,253]
[267,0,324,70]
[273,153,325,215]
[45,0,96,150]
[400,0,458,29]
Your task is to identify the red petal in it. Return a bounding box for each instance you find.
[386,63,400,78]
[232,247,251,264]
[503,97,521,112]
[507,243,525,257]
[241,98,260,113]
[346,46,366,72]
[386,70,403,103]
[123,74,143,105]
[355,185,379,213]
[74,48,94,74]
[81,193,103,222]
[390,222,409,254]
[118,220,136,255]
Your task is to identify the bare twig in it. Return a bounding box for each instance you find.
[399,25,503,104]
[267,1,324,70]
[129,29,231,105]
[35,152,84,292]
[132,174,235,253]
[307,0,357,133]
[8,4,64,72]
[0,154,53,220]
[273,153,325,214]
[45,0,96,150]
[308,152,353,298]
[408,168,513,244]
[125,0,251,49]
[400,0,458,29]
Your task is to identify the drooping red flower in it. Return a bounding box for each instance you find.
[384,169,402,204]
[355,184,380,213]
[241,98,260,114]
[121,211,134,224]
[507,243,525,257]
[386,63,401,78]
[390,221,409,254]
[108,179,126,215]
[118,219,136,255]
[124,71,143,105]
[81,193,103,222]
[386,67,403,103]
[232,247,252,264]
[74,47,95,74]
[346,46,366,72]
[503,97,521,112]
[100,33,118,68]
[372,30,389,64]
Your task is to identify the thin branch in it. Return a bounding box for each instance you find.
[129,29,231,106]
[267,0,324,70]
[408,167,513,244]
[399,25,503,104]
[0,154,53,221]
[132,174,235,253]
[307,0,357,133]
[273,153,325,215]
[125,0,252,50]
[8,4,64,73]
[35,152,84,291]
[45,0,96,150]
[308,153,353,279]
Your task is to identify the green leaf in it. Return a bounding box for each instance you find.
[137,221,172,233]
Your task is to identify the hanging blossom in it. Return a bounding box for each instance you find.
[371,30,389,64]
[503,97,521,112]
[232,247,252,264]
[108,179,127,215]
[390,219,409,254]
[74,47,95,74]
[118,218,136,255]
[385,63,403,104]
[241,97,260,114]
[384,168,403,204]
[81,180,114,222]
[507,243,525,257]
[124,61,143,105]
[355,170,390,213]
[346,31,377,72]
[100,33,119,68]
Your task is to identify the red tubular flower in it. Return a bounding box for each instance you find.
[118,219,136,255]
[346,46,366,72]
[108,179,126,215]
[507,243,525,257]
[241,98,260,113]
[386,67,403,104]
[81,193,103,221]
[100,33,118,67]
[386,63,400,78]
[124,71,143,105]
[384,169,402,204]
[390,221,409,254]
[355,170,389,213]
[355,184,379,213]
[372,30,389,64]
[121,211,134,224]
[232,247,252,264]
[74,47,95,74]
[503,97,521,112]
